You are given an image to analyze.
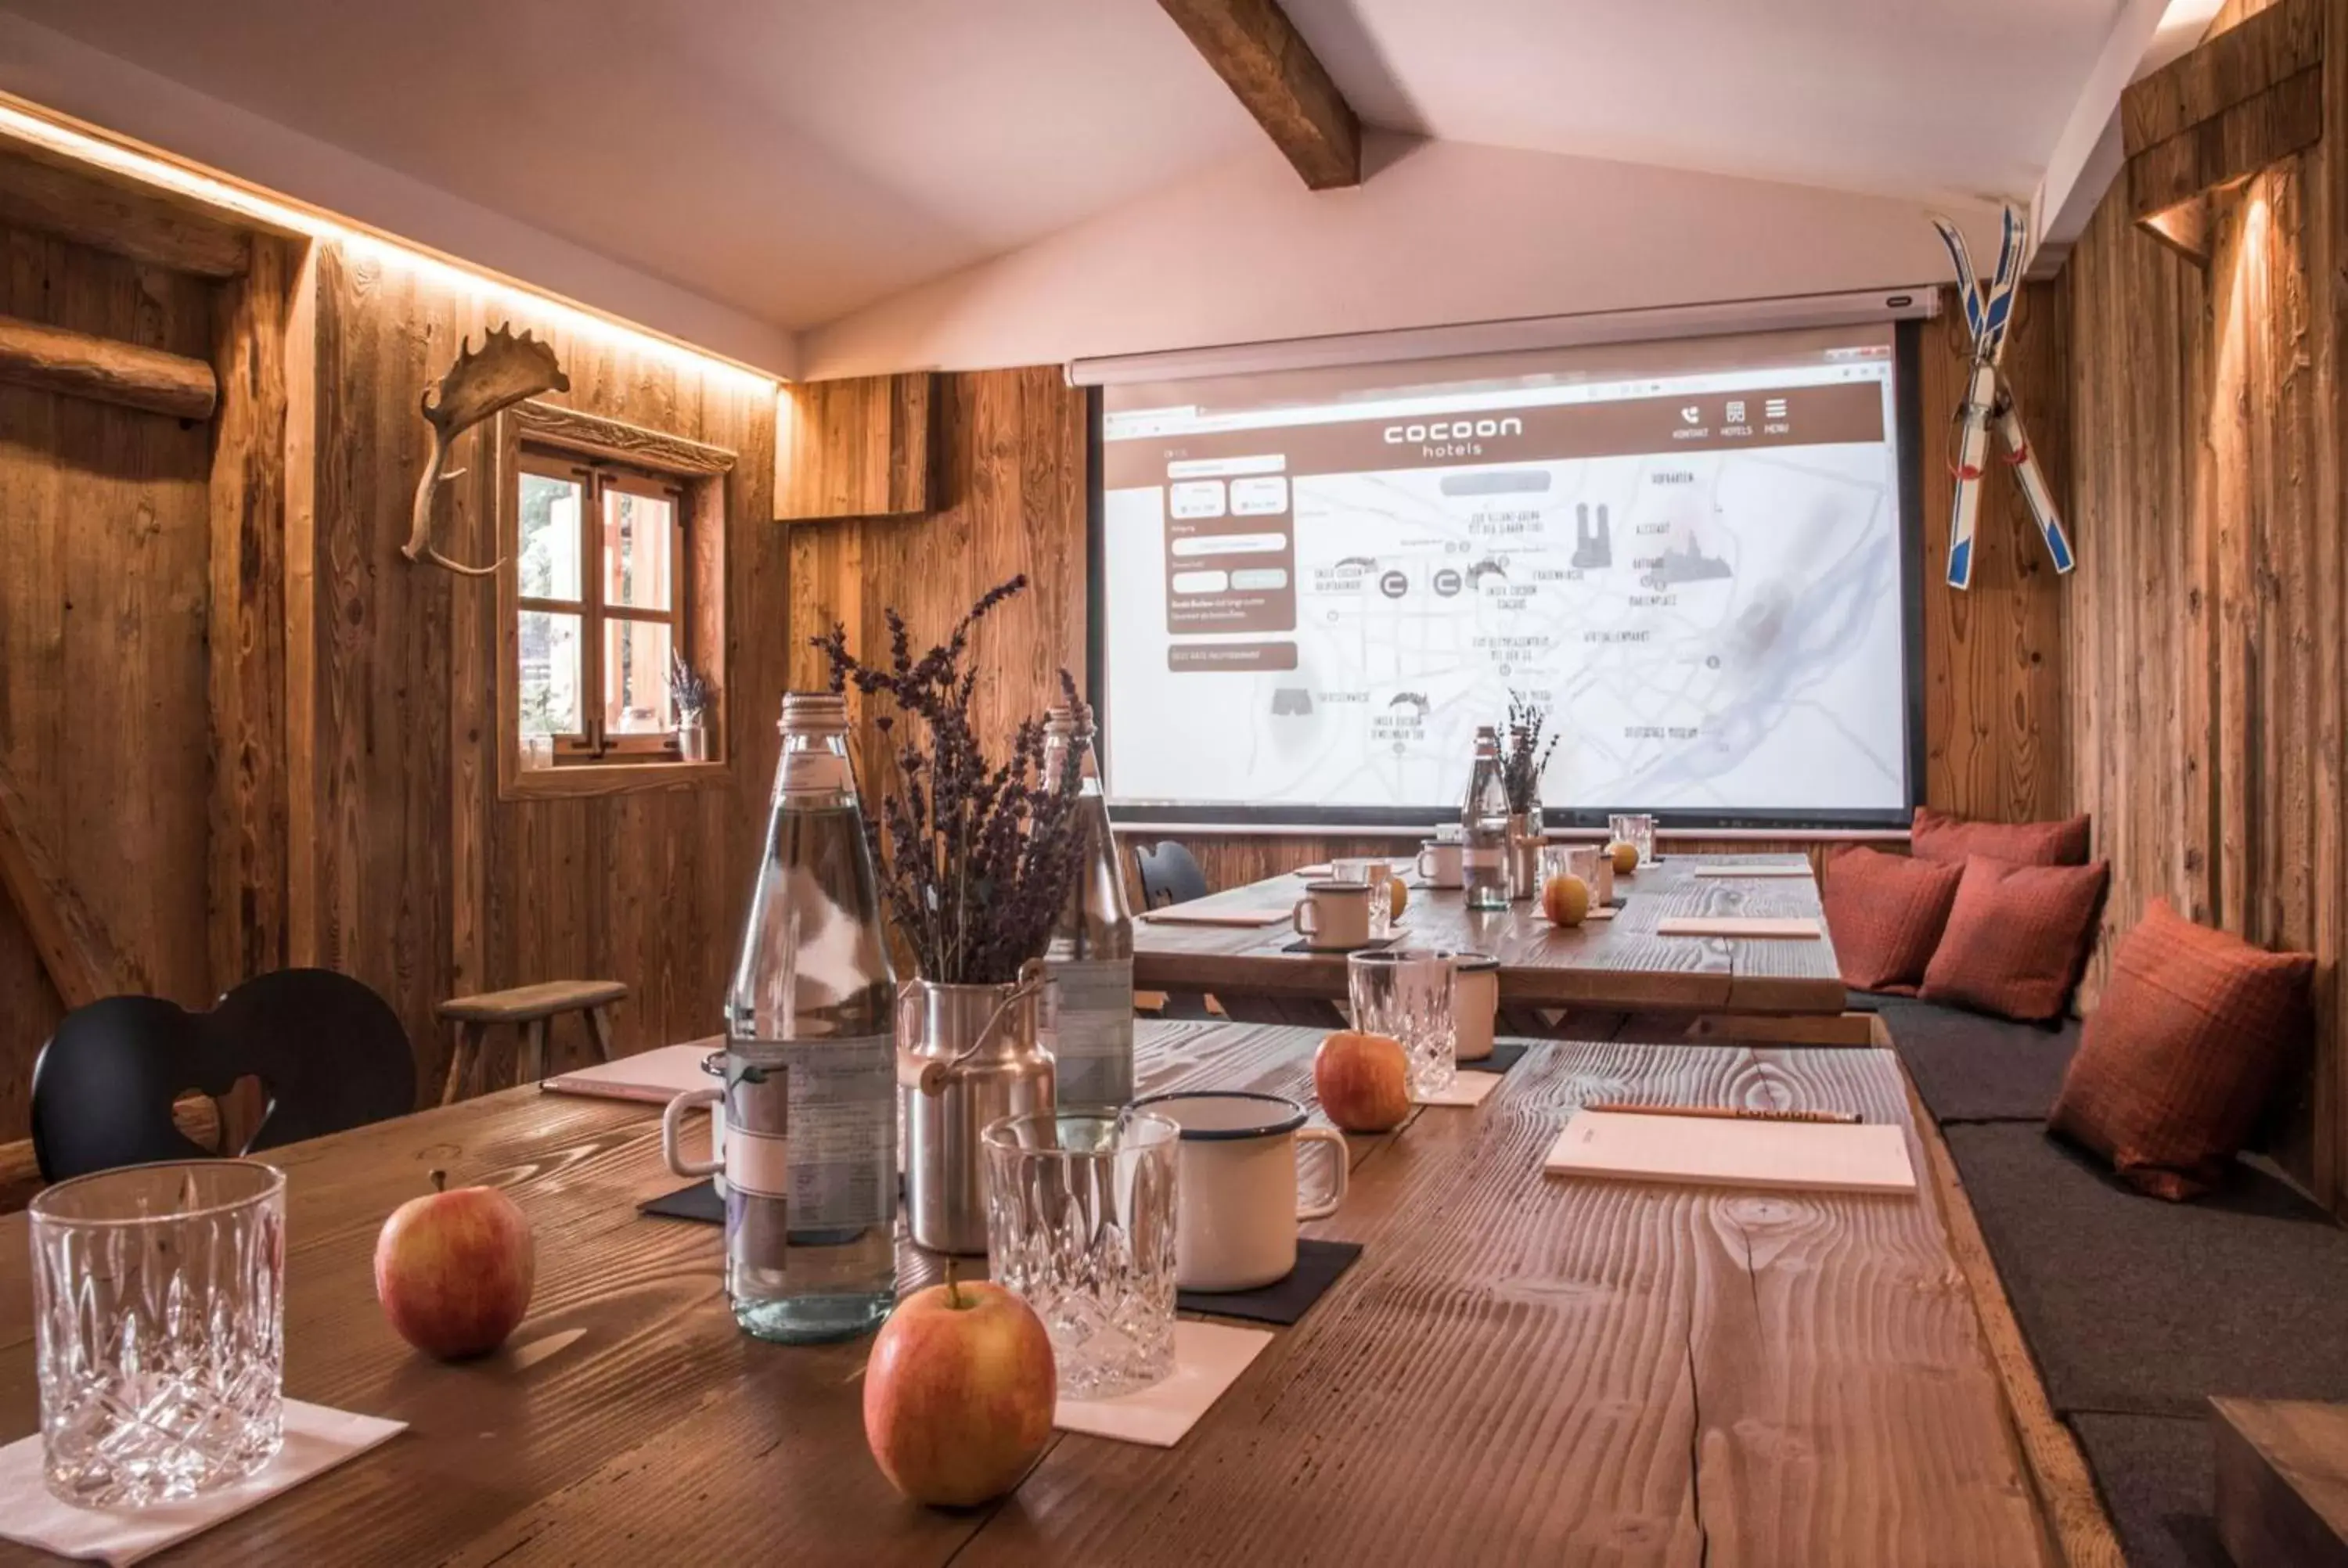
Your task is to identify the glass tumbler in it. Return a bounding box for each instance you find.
[1608,813,1657,868]
[1349,948,1459,1099]
[1330,858,1397,938]
[30,1160,286,1508]
[983,1109,1180,1400]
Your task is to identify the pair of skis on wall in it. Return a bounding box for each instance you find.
[1934,206,2074,589]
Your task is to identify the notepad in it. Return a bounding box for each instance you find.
[1656,916,1823,940]
[542,1042,715,1102]
[1543,1109,1915,1194]
[1691,865,1815,879]
[1140,907,1290,928]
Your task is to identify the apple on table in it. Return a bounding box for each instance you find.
[1315,1029,1410,1132]
[865,1271,1056,1508]
[374,1170,536,1360]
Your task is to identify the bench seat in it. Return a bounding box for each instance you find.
[1874,991,2348,1567]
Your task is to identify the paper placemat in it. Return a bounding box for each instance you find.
[1656,916,1822,940]
[1543,1109,1915,1194]
[1691,865,1814,879]
[1176,1239,1361,1326]
[1291,864,1334,878]
[542,1042,714,1102]
[1140,907,1289,929]
[1054,1322,1273,1448]
[0,1401,406,1566]
[1416,1070,1503,1108]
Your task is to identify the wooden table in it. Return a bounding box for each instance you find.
[0,1020,2042,1566]
[1134,852,1847,1015]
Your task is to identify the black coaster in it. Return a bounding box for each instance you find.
[1280,935,1399,955]
[639,1179,723,1224]
[1177,1239,1363,1326]
[1457,1040,1531,1075]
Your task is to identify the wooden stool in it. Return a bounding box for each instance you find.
[437,980,627,1105]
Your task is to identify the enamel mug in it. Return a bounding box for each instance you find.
[1453,951,1500,1063]
[1130,1091,1349,1292]
[1292,880,1376,950]
[659,1051,732,1198]
[1415,840,1464,888]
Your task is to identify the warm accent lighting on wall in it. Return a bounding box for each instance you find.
[0,94,779,394]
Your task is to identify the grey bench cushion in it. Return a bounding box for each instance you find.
[1945,1122,2348,1418]
[1871,994,2080,1122]
[2069,1413,2229,1568]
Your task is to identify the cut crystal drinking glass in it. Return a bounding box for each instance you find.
[1349,948,1459,1099]
[30,1160,286,1509]
[982,1109,1179,1401]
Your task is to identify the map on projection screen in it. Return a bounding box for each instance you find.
[1094,324,1915,824]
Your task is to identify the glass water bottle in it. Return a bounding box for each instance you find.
[724,691,898,1342]
[1462,725,1512,911]
[1041,699,1136,1107]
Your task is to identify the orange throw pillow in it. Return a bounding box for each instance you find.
[1911,805,2091,867]
[1824,847,1964,994]
[2049,901,2313,1199]
[1918,855,2108,1022]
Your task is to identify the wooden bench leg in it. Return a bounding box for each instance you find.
[440,1020,478,1107]
[585,1004,616,1064]
[520,1018,549,1084]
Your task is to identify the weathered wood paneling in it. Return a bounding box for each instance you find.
[786,365,1087,797]
[304,242,783,1095]
[2061,0,2345,1208]
[774,371,932,521]
[0,219,216,1128]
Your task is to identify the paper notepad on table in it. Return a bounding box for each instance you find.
[1656,916,1822,940]
[542,1042,714,1102]
[1543,1109,1915,1194]
[1140,907,1288,928]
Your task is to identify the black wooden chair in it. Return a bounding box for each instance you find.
[1131,840,1217,1021]
[1133,840,1209,910]
[30,968,417,1182]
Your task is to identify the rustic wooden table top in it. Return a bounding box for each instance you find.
[1133,852,1848,1014]
[0,1019,2040,1566]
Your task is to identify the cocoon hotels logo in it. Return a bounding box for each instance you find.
[1384,415,1522,460]
[1384,416,1523,444]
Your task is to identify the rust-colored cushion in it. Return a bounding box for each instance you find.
[1824,847,1964,994]
[2049,901,2314,1199]
[1919,855,2109,1023]
[1911,805,2092,868]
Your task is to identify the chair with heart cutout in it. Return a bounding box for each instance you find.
[29,968,418,1182]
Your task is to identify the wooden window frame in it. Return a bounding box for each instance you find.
[492,399,736,800]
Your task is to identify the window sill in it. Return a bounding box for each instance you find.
[502,758,731,801]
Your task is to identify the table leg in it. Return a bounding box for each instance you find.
[585,1004,616,1064]
[440,1021,477,1107]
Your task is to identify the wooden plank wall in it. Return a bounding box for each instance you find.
[0,218,218,1131]
[2062,0,2345,1207]
[785,304,2066,908]
[302,242,786,1090]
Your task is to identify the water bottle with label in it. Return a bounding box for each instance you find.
[723,691,898,1342]
[1462,725,1512,910]
[1041,699,1136,1106]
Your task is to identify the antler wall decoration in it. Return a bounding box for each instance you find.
[404,324,571,576]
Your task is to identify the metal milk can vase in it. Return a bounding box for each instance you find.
[899,960,1056,1255]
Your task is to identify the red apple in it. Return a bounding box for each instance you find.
[1315,1029,1411,1132]
[373,1171,535,1359]
[864,1275,1056,1508]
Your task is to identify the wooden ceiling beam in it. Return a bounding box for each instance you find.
[0,131,254,278]
[1158,0,1360,190]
